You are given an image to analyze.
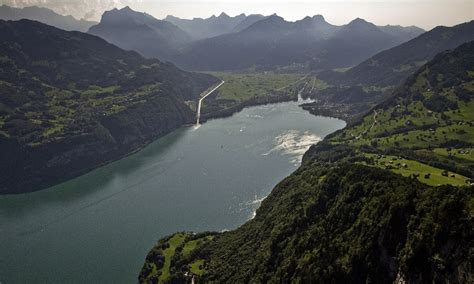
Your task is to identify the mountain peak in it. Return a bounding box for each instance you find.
[312,14,326,22]
[344,17,380,32]
[267,14,283,20]
[164,15,178,20]
[242,14,286,33]
[348,17,372,26]
[266,14,286,24]
[300,14,328,24]
[218,12,229,18]
[120,6,133,12]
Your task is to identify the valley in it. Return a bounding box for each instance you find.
[140,41,474,284]
[198,72,308,121]
[0,3,472,284]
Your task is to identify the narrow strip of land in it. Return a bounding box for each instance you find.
[196,80,225,126]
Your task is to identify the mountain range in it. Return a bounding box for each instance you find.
[298,20,474,123]
[85,7,423,71]
[172,15,424,71]
[320,20,474,87]
[0,19,217,194]
[164,12,266,40]
[0,5,97,32]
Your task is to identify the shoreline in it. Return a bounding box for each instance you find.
[200,93,299,123]
[4,95,343,195]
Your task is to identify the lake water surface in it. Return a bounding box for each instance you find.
[0,101,345,283]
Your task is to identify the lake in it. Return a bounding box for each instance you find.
[0,100,345,283]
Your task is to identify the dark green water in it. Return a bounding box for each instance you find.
[0,101,345,283]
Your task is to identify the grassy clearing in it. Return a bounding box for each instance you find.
[190,259,206,276]
[363,154,469,187]
[182,239,199,257]
[331,87,474,182]
[433,148,474,162]
[159,233,187,282]
[144,233,215,282]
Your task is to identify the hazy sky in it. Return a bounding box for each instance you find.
[2,0,473,29]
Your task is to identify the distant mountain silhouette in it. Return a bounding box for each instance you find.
[0,5,96,32]
[89,6,192,61]
[231,14,267,33]
[173,15,423,71]
[378,25,425,43]
[320,20,474,86]
[164,13,264,39]
[314,18,403,68]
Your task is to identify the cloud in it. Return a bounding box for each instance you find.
[1,0,143,20]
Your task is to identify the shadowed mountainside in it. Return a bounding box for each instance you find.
[89,6,192,61]
[320,20,474,87]
[173,15,423,71]
[0,5,97,32]
[0,19,218,194]
[164,12,265,40]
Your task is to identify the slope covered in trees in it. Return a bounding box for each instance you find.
[321,41,474,183]
[0,19,218,193]
[140,163,473,283]
[139,38,473,284]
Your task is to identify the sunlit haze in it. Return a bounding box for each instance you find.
[2,0,473,29]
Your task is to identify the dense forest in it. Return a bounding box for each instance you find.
[140,163,473,283]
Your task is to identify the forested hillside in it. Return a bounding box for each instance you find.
[140,164,473,283]
[139,39,473,284]
[319,41,474,184]
[0,19,218,193]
